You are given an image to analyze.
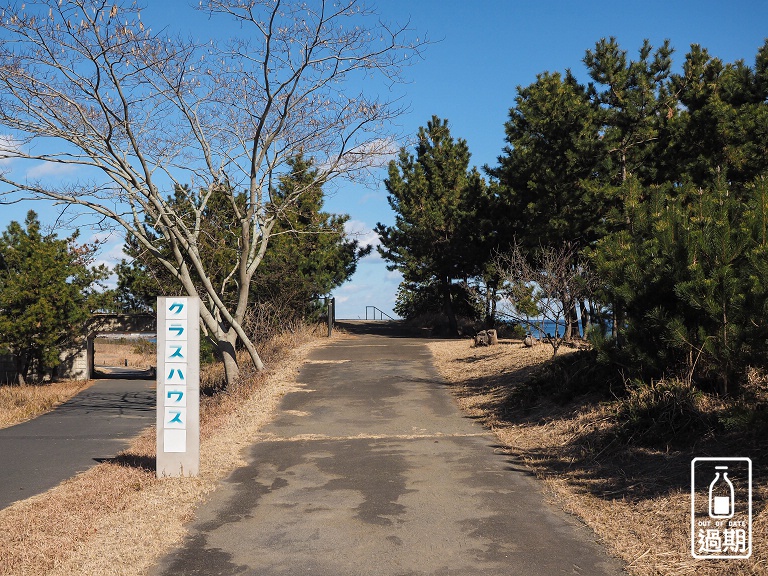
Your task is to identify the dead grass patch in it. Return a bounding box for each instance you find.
[94,338,155,369]
[0,323,327,576]
[0,380,95,430]
[428,338,768,576]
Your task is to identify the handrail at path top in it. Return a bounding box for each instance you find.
[365,306,395,321]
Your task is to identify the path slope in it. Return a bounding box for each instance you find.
[153,332,625,575]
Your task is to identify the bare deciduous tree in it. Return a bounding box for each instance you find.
[496,242,593,356]
[0,0,422,385]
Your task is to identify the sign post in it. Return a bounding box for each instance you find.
[156,297,200,477]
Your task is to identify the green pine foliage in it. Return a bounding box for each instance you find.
[489,70,609,250]
[376,116,489,335]
[250,155,372,321]
[0,212,109,384]
[370,39,768,395]
[116,156,368,332]
[584,37,674,186]
[393,280,483,322]
[486,38,768,394]
[592,177,768,393]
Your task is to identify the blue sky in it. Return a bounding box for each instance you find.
[324,0,768,319]
[1,1,767,319]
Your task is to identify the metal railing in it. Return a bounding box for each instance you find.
[365,306,395,321]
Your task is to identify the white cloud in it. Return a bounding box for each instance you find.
[26,161,79,179]
[92,238,128,270]
[89,238,128,290]
[344,219,382,260]
[87,229,121,245]
[333,257,401,319]
[0,134,23,167]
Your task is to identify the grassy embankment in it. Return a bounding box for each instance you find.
[0,325,327,576]
[428,338,768,576]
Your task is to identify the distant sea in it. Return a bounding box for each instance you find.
[522,319,611,339]
[526,320,568,339]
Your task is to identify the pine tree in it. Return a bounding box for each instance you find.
[117,157,369,333]
[375,116,487,335]
[666,40,768,191]
[584,37,674,185]
[0,212,109,384]
[251,155,372,321]
[489,71,607,338]
[490,70,607,250]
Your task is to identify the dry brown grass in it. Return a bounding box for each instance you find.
[0,380,95,430]
[428,338,768,576]
[0,324,327,576]
[94,338,155,369]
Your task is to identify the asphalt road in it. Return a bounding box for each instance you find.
[152,328,626,575]
[0,376,155,510]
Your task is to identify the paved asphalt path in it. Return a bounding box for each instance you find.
[153,325,626,576]
[0,374,155,510]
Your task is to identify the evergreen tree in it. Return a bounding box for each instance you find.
[251,156,372,321]
[375,116,487,335]
[117,157,368,333]
[0,212,109,384]
[115,182,244,314]
[665,40,768,191]
[491,38,768,389]
[587,41,768,392]
[489,70,608,251]
[592,175,768,393]
[489,71,607,338]
[584,37,675,186]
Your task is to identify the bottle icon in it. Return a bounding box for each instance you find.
[709,466,734,519]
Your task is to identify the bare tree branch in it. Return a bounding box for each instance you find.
[496,242,594,356]
[0,0,425,384]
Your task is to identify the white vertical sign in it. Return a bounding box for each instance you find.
[156,297,200,477]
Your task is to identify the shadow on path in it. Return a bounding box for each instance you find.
[0,377,156,510]
[94,366,156,380]
[151,326,626,576]
[335,319,434,338]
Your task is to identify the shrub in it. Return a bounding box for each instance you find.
[508,349,623,410]
[611,379,720,448]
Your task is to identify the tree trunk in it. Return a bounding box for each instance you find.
[218,335,240,387]
[197,298,261,388]
[490,286,498,326]
[589,300,602,336]
[485,282,498,328]
[441,277,459,337]
[580,300,591,337]
[562,294,578,341]
[613,302,625,348]
[569,304,580,340]
[484,283,493,328]
[13,353,28,386]
[238,330,265,372]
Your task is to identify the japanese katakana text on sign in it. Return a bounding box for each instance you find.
[156,297,200,477]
